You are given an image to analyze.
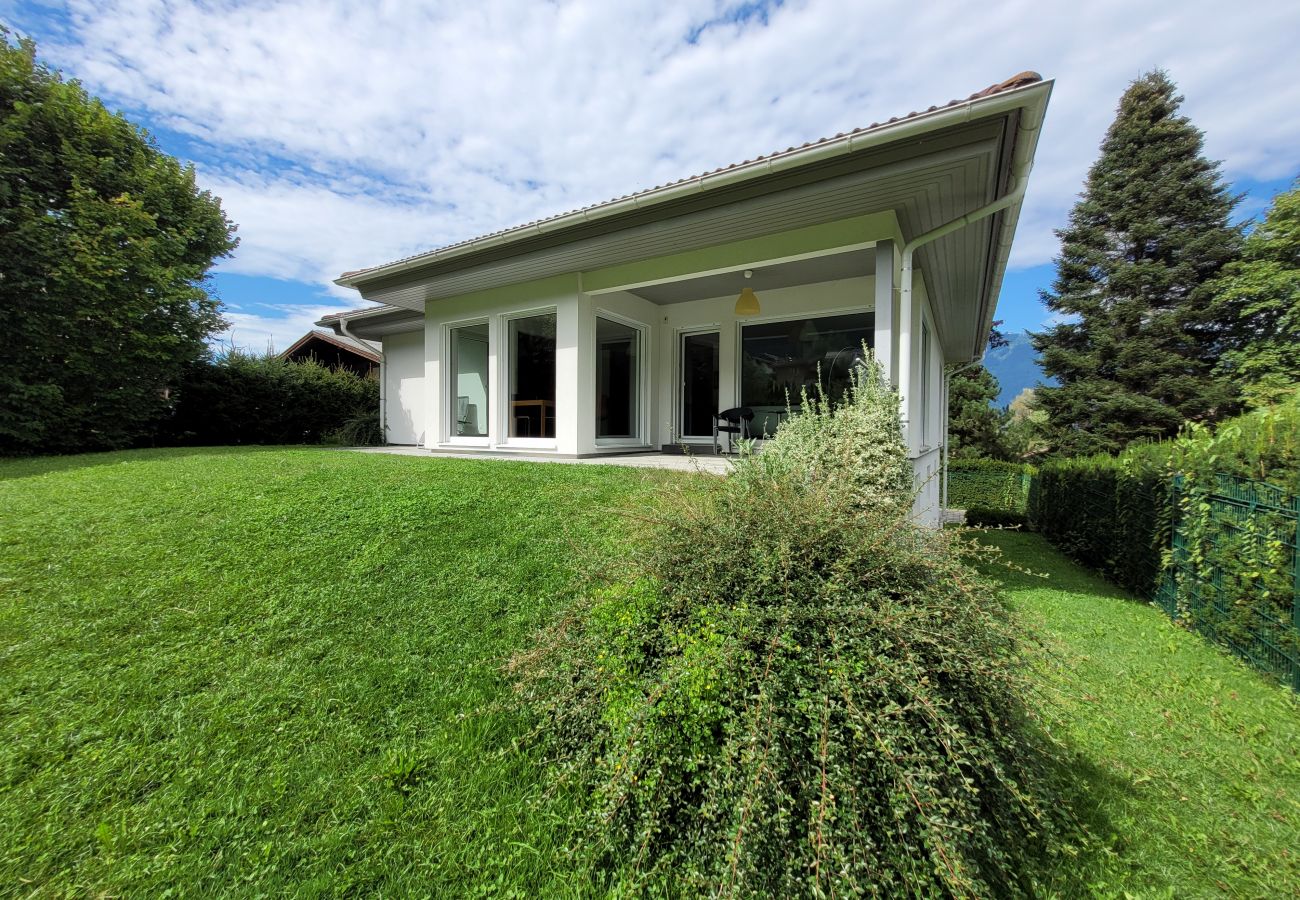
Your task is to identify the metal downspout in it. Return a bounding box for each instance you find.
[338,318,386,444]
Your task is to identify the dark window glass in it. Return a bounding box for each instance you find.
[681,331,719,438]
[509,313,556,439]
[740,313,873,434]
[596,317,640,440]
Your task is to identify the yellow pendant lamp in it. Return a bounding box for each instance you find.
[734,270,760,316]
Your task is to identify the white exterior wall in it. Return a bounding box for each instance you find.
[906,273,945,527]
[381,330,426,445]
[422,274,583,453]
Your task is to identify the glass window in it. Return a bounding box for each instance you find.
[596,317,641,441]
[508,313,556,439]
[739,313,873,435]
[450,322,489,438]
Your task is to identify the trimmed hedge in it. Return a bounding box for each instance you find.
[1032,448,1173,597]
[164,351,381,446]
[1033,398,1300,686]
[948,458,1035,514]
[964,506,1029,528]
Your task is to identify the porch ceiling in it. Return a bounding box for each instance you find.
[627,248,874,305]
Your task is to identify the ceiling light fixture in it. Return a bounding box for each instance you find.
[734,270,760,316]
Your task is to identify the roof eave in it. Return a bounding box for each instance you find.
[336,79,1052,290]
[969,79,1054,362]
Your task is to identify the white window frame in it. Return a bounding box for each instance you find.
[498,306,560,450]
[443,316,491,447]
[593,309,651,448]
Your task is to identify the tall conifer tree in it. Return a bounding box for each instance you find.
[1033,71,1242,456]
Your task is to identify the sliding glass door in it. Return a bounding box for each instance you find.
[680,330,719,441]
[595,316,642,443]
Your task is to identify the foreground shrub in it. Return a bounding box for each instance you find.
[513,364,1078,896]
[165,351,380,446]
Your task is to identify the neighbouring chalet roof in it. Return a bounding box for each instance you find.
[336,71,1042,286]
[279,329,381,363]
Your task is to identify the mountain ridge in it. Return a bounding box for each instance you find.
[984,332,1055,407]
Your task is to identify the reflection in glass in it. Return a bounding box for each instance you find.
[739,313,873,435]
[596,317,640,440]
[450,322,488,438]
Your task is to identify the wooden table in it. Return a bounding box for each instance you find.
[510,399,555,437]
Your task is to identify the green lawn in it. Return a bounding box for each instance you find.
[2,449,1297,897]
[0,448,672,896]
[978,531,1300,898]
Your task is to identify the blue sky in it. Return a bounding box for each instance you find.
[4,0,1297,349]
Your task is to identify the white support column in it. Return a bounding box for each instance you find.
[873,239,896,383]
[423,315,440,449]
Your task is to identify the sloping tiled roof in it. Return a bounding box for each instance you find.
[338,72,1042,282]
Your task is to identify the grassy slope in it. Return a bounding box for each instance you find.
[0,448,672,896]
[979,531,1300,899]
[2,450,1297,896]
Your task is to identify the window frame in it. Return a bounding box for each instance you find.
[443,317,492,447]
[499,306,560,449]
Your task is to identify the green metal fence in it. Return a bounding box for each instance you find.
[1150,475,1300,691]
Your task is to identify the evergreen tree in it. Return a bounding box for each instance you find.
[1032,71,1242,457]
[947,365,1005,459]
[945,321,1009,460]
[0,32,237,453]
[1212,179,1300,407]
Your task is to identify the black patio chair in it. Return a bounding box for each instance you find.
[712,406,755,455]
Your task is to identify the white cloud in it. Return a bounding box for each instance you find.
[18,0,1300,301]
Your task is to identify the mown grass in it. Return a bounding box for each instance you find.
[0,448,675,896]
[2,450,1297,896]
[978,531,1300,898]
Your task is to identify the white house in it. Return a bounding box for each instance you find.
[321,72,1052,525]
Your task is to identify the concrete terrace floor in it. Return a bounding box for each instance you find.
[348,446,734,474]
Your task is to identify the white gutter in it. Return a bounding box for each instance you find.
[336,80,1050,289]
[338,317,386,443]
[896,96,1043,452]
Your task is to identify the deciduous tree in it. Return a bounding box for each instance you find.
[0,32,237,453]
[1212,179,1300,406]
